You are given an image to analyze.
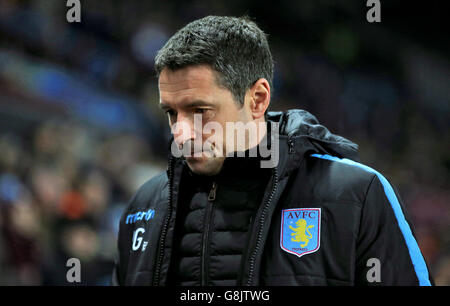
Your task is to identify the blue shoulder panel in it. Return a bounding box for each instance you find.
[311,153,431,286]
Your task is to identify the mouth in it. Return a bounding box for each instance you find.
[185,149,215,159]
[181,141,217,158]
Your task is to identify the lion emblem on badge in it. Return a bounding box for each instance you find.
[289,219,314,247]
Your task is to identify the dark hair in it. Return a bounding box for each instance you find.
[154,15,274,106]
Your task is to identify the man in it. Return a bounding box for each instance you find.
[112,16,433,286]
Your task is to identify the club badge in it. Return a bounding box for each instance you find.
[280,208,321,258]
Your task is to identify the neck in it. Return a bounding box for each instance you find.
[227,119,268,157]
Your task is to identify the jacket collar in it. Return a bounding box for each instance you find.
[266,109,359,179]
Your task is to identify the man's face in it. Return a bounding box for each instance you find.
[158,65,251,176]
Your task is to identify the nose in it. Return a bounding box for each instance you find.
[172,113,197,149]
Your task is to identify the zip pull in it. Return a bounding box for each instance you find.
[208,182,217,202]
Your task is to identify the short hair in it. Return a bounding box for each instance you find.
[154,15,274,106]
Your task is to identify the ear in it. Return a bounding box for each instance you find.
[247,78,270,120]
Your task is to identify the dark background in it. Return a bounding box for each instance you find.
[0,0,448,285]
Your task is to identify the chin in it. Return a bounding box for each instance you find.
[185,156,224,176]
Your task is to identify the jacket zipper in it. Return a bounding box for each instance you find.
[246,167,278,285]
[201,181,217,286]
[153,156,174,286]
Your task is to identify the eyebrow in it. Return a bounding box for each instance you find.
[159,100,215,110]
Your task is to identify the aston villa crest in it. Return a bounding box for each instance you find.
[280,208,321,258]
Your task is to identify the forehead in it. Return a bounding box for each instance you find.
[158,65,220,103]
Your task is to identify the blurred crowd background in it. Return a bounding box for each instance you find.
[0,0,448,285]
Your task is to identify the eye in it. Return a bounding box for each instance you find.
[166,109,177,117]
[194,108,206,114]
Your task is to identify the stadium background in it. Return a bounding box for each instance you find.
[0,0,448,285]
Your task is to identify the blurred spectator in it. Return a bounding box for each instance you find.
[0,118,164,285]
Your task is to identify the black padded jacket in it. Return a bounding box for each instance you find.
[112,109,433,286]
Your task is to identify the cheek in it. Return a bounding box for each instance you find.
[202,121,225,146]
[203,110,216,122]
[201,104,244,144]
